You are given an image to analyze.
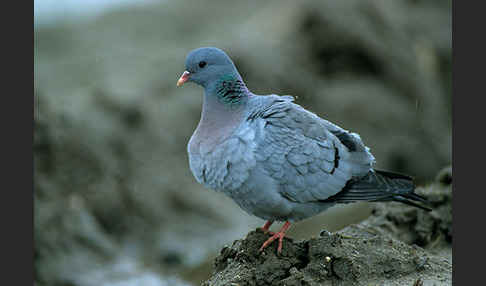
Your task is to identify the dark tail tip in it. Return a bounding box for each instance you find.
[393,194,433,211]
[375,169,433,211]
[323,169,433,211]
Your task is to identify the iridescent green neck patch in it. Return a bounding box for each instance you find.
[215,74,248,109]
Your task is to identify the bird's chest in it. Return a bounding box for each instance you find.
[188,124,257,193]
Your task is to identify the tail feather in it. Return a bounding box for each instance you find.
[322,169,432,211]
[393,195,431,211]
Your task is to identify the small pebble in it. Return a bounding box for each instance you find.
[320,230,332,237]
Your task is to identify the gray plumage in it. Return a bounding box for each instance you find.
[180,47,430,224]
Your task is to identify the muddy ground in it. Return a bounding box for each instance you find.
[34,1,451,285]
[203,167,452,286]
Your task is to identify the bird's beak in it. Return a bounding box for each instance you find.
[177,71,191,87]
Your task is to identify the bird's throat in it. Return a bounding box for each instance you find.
[190,74,249,155]
[190,92,246,154]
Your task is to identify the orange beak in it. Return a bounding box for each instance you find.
[177,71,191,87]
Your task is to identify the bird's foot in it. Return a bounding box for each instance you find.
[260,220,274,233]
[259,221,291,254]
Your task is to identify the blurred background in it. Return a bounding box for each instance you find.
[34,0,451,285]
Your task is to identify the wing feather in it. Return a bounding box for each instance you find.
[249,94,375,203]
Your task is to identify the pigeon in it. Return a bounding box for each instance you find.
[177,47,431,254]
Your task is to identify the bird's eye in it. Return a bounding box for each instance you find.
[198,61,207,68]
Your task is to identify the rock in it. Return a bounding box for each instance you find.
[203,228,450,285]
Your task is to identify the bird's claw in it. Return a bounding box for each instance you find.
[259,221,291,254]
[259,231,286,253]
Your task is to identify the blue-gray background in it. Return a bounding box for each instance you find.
[34,1,451,285]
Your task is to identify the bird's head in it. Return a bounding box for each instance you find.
[177,47,240,89]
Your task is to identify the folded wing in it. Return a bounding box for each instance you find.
[248,94,375,203]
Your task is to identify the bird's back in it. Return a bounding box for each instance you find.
[247,94,375,200]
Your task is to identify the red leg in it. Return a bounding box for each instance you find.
[260,220,274,233]
[259,221,291,254]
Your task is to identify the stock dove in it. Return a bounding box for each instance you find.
[177,47,430,253]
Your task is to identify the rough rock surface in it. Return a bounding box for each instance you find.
[203,167,452,286]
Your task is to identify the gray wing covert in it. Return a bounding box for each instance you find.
[251,95,374,203]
